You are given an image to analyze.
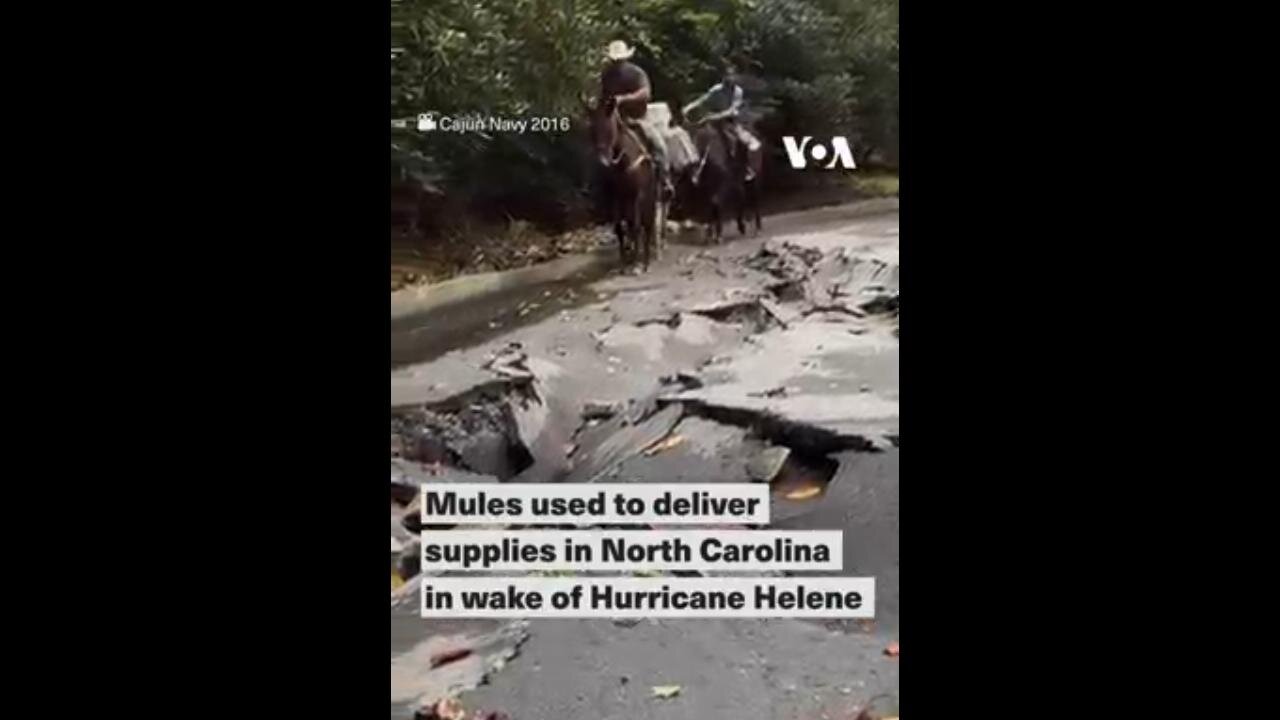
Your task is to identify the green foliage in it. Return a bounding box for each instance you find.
[391,0,898,230]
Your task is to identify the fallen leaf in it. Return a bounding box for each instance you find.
[784,485,823,500]
[884,641,899,657]
[430,647,473,668]
[651,685,682,699]
[415,697,466,720]
[391,572,406,591]
[643,434,686,456]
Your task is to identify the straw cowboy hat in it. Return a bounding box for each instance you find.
[604,40,635,61]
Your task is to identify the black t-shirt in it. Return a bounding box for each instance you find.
[600,61,649,98]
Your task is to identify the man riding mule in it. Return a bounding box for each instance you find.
[682,62,762,181]
[599,40,676,200]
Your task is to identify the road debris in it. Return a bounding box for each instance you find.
[414,697,467,720]
[660,371,705,389]
[635,312,682,328]
[643,433,686,455]
[392,209,900,718]
[390,379,543,480]
[758,297,796,327]
[803,302,866,319]
[563,402,682,483]
[746,241,824,281]
[746,446,791,482]
[482,343,533,378]
[859,291,899,316]
[690,298,784,333]
[430,647,474,669]
[651,685,682,699]
[784,484,823,500]
[767,278,808,302]
[582,401,620,420]
[884,641,899,657]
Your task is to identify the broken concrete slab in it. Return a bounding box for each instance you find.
[766,277,809,303]
[393,460,499,490]
[391,379,546,480]
[746,445,791,482]
[664,321,899,449]
[758,297,799,328]
[581,401,621,421]
[596,313,726,363]
[745,240,825,281]
[384,204,899,720]
[391,354,507,410]
[603,415,767,485]
[687,298,785,333]
[562,403,684,485]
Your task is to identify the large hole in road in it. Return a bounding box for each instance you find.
[770,450,840,500]
[668,397,881,456]
[391,382,538,481]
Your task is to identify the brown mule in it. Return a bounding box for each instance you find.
[584,96,659,271]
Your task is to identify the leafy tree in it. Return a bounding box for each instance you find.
[391,0,898,234]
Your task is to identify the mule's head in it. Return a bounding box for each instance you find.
[583,95,620,168]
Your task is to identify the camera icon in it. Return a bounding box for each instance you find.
[417,113,437,132]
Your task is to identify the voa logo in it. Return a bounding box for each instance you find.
[782,136,856,170]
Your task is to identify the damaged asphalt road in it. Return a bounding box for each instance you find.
[390,203,900,719]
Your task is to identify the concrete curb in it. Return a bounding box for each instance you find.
[388,197,898,322]
[391,247,616,322]
[767,196,899,226]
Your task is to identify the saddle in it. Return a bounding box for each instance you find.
[621,103,694,174]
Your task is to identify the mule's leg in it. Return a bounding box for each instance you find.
[748,180,762,233]
[655,198,666,260]
[703,197,715,244]
[711,199,722,244]
[623,218,634,264]
[640,184,656,271]
[736,183,747,237]
[625,187,641,265]
[629,202,646,272]
[612,194,628,263]
[637,199,649,271]
[654,174,663,260]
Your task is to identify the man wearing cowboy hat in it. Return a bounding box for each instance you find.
[600,40,674,198]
